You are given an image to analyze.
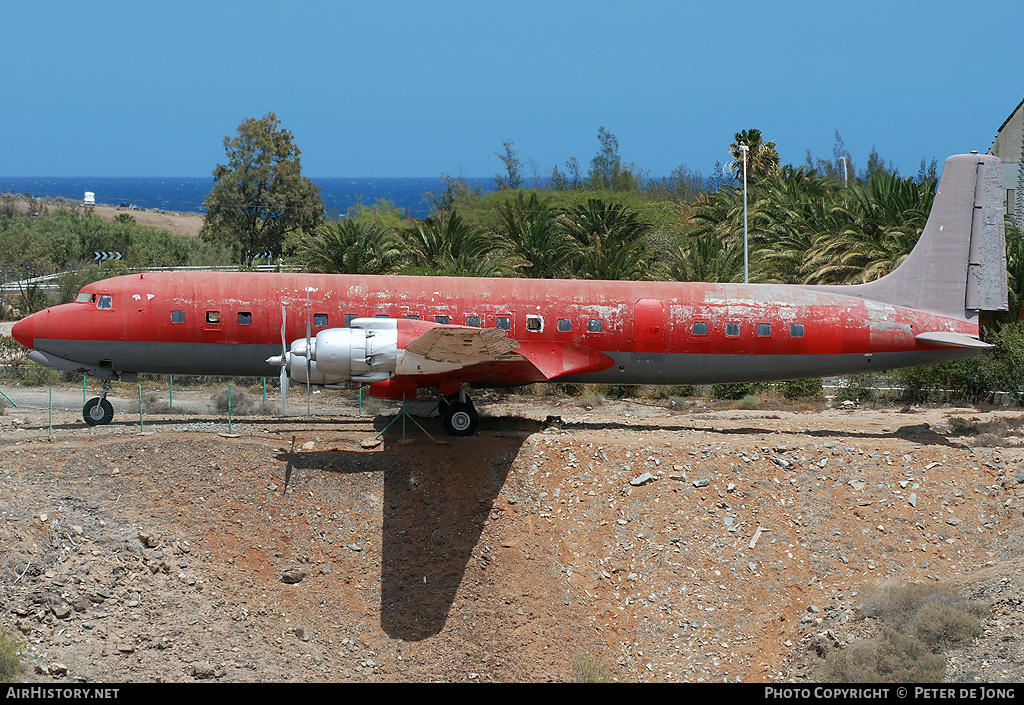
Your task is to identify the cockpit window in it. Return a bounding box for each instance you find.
[97,295,113,309]
[76,292,92,303]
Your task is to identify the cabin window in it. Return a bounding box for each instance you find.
[465,315,481,327]
[526,315,544,332]
[76,292,92,304]
[496,316,511,331]
[757,323,772,337]
[725,322,740,337]
[406,314,420,320]
[587,319,603,333]
[790,324,805,337]
[97,295,113,309]
[557,318,572,332]
[313,313,328,326]
[375,314,389,318]
[171,310,185,324]
[693,322,708,335]
[206,311,220,324]
[434,315,450,324]
[344,313,358,326]
[237,312,252,325]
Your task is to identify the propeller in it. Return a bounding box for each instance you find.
[305,289,312,416]
[265,305,289,415]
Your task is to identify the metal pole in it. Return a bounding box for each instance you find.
[138,384,144,433]
[83,375,86,405]
[48,387,52,438]
[169,375,173,410]
[228,383,233,434]
[263,377,267,404]
[740,144,749,284]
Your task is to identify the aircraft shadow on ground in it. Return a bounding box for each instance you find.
[280,417,538,641]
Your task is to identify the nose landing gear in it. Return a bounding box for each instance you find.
[83,382,114,426]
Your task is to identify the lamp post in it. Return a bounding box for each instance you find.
[839,156,848,187]
[740,144,749,284]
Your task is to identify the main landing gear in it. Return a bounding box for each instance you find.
[438,389,478,437]
[83,381,114,426]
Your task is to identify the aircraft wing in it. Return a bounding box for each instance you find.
[396,326,614,380]
[397,326,521,375]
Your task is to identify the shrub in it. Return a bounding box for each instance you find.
[0,627,22,682]
[570,653,611,683]
[211,386,270,416]
[778,377,823,400]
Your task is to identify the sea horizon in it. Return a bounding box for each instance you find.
[0,175,503,219]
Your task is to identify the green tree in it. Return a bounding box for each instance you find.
[729,129,780,181]
[491,192,575,278]
[493,140,523,190]
[400,211,525,277]
[202,112,324,266]
[299,219,403,275]
[588,127,644,191]
[559,199,661,280]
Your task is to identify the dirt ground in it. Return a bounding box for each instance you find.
[2,383,1024,683]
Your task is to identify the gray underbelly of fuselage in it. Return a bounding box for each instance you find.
[36,339,979,385]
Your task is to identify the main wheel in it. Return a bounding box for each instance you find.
[441,401,478,436]
[83,397,114,426]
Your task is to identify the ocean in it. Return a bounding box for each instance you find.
[0,176,498,220]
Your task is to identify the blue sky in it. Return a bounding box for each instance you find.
[2,0,1022,179]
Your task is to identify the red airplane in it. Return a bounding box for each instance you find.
[11,153,1007,435]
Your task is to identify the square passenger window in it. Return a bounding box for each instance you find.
[587,319,603,333]
[557,318,571,332]
[434,315,450,324]
[790,324,805,337]
[313,313,328,326]
[206,311,220,324]
[97,295,113,309]
[465,315,481,327]
[237,312,252,325]
[406,314,420,320]
[171,310,185,324]
[344,313,358,326]
[496,316,511,331]
[693,322,708,335]
[757,323,772,337]
[725,322,740,337]
[525,315,544,332]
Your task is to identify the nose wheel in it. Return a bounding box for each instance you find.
[83,381,115,426]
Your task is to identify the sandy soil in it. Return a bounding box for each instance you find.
[2,383,1024,683]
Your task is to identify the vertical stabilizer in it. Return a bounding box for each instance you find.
[805,154,1007,320]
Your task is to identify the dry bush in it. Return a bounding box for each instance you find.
[211,386,272,416]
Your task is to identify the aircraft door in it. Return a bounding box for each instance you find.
[634,298,665,353]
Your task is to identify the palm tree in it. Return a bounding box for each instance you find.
[729,129,780,181]
[558,199,662,280]
[299,219,403,275]
[400,210,526,277]
[491,192,576,278]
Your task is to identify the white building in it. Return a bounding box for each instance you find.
[989,95,1023,229]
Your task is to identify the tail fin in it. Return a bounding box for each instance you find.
[808,153,1007,320]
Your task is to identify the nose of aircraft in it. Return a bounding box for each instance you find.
[11,311,40,349]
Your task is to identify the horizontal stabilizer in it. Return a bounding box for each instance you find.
[514,342,615,380]
[915,332,992,349]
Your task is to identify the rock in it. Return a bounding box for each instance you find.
[192,661,216,679]
[693,479,709,488]
[292,626,311,641]
[630,472,655,486]
[48,662,69,676]
[51,603,72,619]
[280,570,306,584]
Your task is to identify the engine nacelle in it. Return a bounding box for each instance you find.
[294,318,399,383]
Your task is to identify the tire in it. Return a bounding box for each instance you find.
[441,401,478,436]
[83,397,114,426]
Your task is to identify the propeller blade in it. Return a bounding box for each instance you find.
[281,305,288,415]
[305,292,312,416]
